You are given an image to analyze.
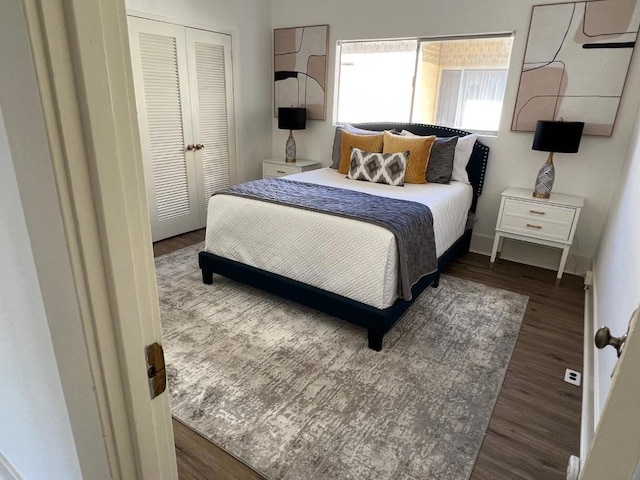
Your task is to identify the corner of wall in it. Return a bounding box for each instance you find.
[0,451,23,480]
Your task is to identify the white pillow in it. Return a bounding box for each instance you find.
[400,129,417,136]
[451,134,477,184]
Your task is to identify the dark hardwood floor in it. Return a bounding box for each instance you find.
[153,229,206,258]
[447,254,583,480]
[155,230,583,480]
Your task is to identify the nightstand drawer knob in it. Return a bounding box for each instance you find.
[529,209,546,215]
[526,223,542,229]
[277,170,286,174]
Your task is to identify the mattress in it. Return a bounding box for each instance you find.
[205,168,473,309]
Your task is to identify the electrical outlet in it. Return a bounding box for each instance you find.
[564,369,581,386]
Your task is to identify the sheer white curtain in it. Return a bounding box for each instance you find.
[436,69,508,132]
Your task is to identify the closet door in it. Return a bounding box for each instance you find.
[128,17,201,241]
[185,28,237,221]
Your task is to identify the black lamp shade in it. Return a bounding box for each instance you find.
[532,120,584,153]
[278,107,306,130]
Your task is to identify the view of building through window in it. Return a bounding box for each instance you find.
[336,35,513,133]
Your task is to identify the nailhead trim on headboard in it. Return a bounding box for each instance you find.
[351,122,490,213]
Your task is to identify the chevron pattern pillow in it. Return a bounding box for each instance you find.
[347,148,408,186]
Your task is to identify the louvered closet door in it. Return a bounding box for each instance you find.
[185,28,237,221]
[128,17,201,241]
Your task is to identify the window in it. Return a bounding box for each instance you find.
[336,35,513,133]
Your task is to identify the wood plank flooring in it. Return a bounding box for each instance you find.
[155,230,583,480]
[173,418,264,480]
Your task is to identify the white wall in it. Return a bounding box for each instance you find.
[127,0,273,182]
[271,0,640,274]
[0,113,82,480]
[593,102,640,414]
[0,1,112,478]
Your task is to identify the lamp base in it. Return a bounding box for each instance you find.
[532,191,551,199]
[285,130,296,163]
[533,152,555,199]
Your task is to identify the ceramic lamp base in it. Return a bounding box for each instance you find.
[285,130,296,163]
[533,153,555,199]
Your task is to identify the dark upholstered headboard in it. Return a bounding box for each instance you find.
[352,123,490,212]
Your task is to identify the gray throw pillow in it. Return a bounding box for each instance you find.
[426,136,458,184]
[331,124,380,169]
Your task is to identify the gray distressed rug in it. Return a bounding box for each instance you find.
[156,243,528,480]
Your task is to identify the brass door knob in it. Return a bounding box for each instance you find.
[194,143,205,150]
[186,144,195,151]
[595,326,628,357]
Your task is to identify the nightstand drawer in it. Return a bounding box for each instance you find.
[499,214,573,242]
[502,198,576,224]
[263,163,300,178]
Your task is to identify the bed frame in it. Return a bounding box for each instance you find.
[199,123,489,351]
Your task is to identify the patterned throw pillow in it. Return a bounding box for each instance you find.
[339,131,385,174]
[382,131,435,184]
[347,148,408,186]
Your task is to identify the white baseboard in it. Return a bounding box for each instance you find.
[471,233,591,276]
[581,267,596,470]
[0,451,23,480]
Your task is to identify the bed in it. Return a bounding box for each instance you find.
[198,123,490,350]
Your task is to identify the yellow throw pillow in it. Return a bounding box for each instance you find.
[382,131,435,184]
[339,131,385,174]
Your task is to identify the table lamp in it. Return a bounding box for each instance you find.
[532,120,584,198]
[278,107,306,163]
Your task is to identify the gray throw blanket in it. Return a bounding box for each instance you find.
[215,178,437,301]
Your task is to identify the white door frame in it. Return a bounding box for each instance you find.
[21,0,177,478]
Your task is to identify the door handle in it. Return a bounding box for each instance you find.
[186,144,205,151]
[595,326,628,357]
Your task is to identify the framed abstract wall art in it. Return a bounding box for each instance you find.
[274,24,329,120]
[512,0,640,136]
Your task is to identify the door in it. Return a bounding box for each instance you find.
[129,17,199,241]
[18,0,179,477]
[186,28,237,221]
[580,306,640,479]
[128,17,236,241]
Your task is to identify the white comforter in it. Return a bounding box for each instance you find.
[205,168,472,309]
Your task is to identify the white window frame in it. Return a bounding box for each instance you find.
[334,32,514,134]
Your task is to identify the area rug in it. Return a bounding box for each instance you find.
[156,243,528,480]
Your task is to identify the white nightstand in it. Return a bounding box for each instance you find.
[263,159,320,178]
[490,187,584,285]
